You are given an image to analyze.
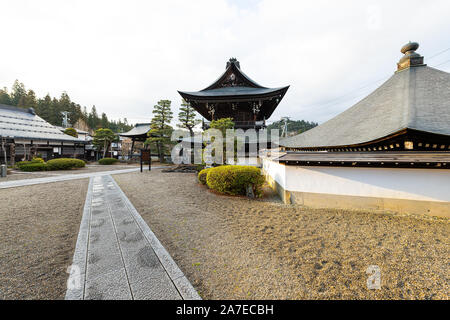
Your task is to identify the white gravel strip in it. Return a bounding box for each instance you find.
[0,167,165,189]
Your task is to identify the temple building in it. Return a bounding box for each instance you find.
[119,123,151,157]
[0,104,87,165]
[178,58,289,130]
[262,42,450,217]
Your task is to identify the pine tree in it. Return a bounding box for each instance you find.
[0,87,12,105]
[101,113,109,128]
[88,105,100,129]
[177,99,200,136]
[17,89,37,109]
[10,80,26,106]
[146,100,173,163]
[50,97,62,126]
[93,128,117,158]
[36,94,53,123]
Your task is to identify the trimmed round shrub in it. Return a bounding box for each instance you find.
[31,157,45,163]
[16,157,45,170]
[16,161,31,169]
[198,168,212,185]
[19,162,48,172]
[47,158,86,170]
[206,165,265,197]
[98,158,118,165]
[64,127,78,138]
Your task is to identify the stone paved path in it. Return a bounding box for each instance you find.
[65,174,200,300]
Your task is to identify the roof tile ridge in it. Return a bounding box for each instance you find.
[406,67,417,129]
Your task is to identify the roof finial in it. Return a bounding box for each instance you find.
[226,57,240,69]
[397,41,425,71]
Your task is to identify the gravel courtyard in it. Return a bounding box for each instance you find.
[0,179,88,299]
[114,169,449,300]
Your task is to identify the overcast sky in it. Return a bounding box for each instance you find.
[1,0,450,126]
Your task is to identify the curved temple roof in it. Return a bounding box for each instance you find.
[178,58,289,101]
[120,123,151,138]
[179,86,289,99]
[281,44,450,149]
[178,58,289,121]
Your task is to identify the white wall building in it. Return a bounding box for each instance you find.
[263,42,450,217]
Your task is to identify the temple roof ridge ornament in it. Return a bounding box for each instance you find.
[397,41,426,71]
[177,57,290,126]
[226,57,240,69]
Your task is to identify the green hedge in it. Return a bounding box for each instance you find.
[46,158,86,170]
[98,158,118,165]
[16,161,31,169]
[198,168,212,185]
[19,162,48,172]
[206,165,265,197]
[17,158,85,171]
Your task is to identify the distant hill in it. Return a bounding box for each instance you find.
[267,119,318,136]
[0,80,133,133]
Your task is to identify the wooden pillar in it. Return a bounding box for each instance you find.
[130,139,135,159]
[10,142,15,166]
[30,141,37,159]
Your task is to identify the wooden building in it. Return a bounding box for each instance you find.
[262,42,450,217]
[178,58,289,130]
[119,123,151,158]
[0,104,87,165]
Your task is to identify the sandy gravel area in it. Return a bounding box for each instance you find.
[1,164,139,182]
[0,179,89,299]
[114,170,449,300]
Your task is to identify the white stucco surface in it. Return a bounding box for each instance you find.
[262,158,450,203]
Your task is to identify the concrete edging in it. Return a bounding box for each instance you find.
[65,177,94,300]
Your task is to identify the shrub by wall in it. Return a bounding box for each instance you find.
[198,168,212,185]
[206,165,265,197]
[19,162,48,172]
[46,158,86,170]
[98,158,118,165]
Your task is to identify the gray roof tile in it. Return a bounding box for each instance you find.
[281,66,450,148]
[0,104,86,143]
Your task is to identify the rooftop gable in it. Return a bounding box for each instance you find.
[281,43,450,149]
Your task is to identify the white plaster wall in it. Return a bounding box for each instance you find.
[262,157,286,187]
[262,159,450,202]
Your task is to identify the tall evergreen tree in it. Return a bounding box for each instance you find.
[0,87,12,105]
[146,99,173,163]
[36,94,53,123]
[100,112,109,128]
[50,97,62,126]
[17,89,37,109]
[10,80,26,106]
[82,106,88,122]
[177,99,200,136]
[88,105,100,129]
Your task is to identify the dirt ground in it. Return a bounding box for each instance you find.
[0,179,89,299]
[114,170,449,300]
